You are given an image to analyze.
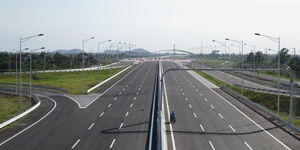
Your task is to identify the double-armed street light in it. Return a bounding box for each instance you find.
[225,38,245,96]
[212,40,227,87]
[81,36,95,94]
[98,40,112,71]
[19,33,44,111]
[255,32,281,115]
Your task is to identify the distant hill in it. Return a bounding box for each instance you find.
[54,49,84,54]
[102,50,124,54]
[131,48,151,54]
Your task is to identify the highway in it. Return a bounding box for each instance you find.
[162,61,299,150]
[0,61,157,150]
[188,62,288,93]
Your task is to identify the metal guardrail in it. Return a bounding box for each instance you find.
[231,72,300,93]
[222,86,300,136]
[0,83,68,93]
[233,84,300,96]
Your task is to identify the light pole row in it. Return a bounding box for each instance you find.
[19,33,44,111]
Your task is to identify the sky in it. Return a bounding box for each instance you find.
[0,0,299,54]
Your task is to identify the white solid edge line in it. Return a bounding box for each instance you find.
[71,139,81,149]
[209,141,216,150]
[88,123,95,130]
[83,64,142,108]
[188,70,292,150]
[244,141,253,150]
[87,65,132,93]
[0,95,57,146]
[163,65,177,150]
[109,139,116,149]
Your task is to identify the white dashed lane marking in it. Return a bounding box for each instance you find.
[110,139,116,149]
[210,105,214,109]
[119,123,124,129]
[193,113,198,118]
[218,113,224,119]
[125,112,129,117]
[108,104,112,108]
[209,141,216,150]
[99,112,104,117]
[71,139,81,149]
[200,124,205,131]
[229,125,236,132]
[88,123,95,130]
[244,142,253,150]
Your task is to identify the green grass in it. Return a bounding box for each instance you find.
[198,59,225,68]
[257,71,300,82]
[0,68,125,94]
[0,94,30,123]
[188,65,300,128]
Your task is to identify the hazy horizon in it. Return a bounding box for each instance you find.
[1,0,299,54]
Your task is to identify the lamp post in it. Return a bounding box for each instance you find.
[81,37,95,94]
[43,49,50,72]
[255,33,281,115]
[212,40,227,87]
[244,43,256,68]
[25,47,45,100]
[225,38,244,95]
[98,40,112,72]
[19,33,44,111]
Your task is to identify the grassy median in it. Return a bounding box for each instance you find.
[188,65,300,127]
[0,94,30,124]
[0,68,125,94]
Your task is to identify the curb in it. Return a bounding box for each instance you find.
[0,97,41,129]
[87,65,132,93]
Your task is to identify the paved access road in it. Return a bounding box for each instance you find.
[0,61,157,150]
[162,61,300,150]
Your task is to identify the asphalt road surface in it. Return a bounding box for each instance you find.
[162,61,300,150]
[0,61,157,150]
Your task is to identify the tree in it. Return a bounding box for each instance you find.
[288,56,300,75]
[274,48,291,65]
[255,51,264,67]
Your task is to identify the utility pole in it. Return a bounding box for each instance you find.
[173,44,175,61]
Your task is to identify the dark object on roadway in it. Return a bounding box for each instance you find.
[170,116,176,124]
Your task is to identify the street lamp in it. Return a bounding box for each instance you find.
[255,32,281,115]
[225,38,245,96]
[81,36,95,94]
[25,47,45,101]
[212,40,227,87]
[19,33,44,111]
[244,43,256,68]
[98,40,112,71]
